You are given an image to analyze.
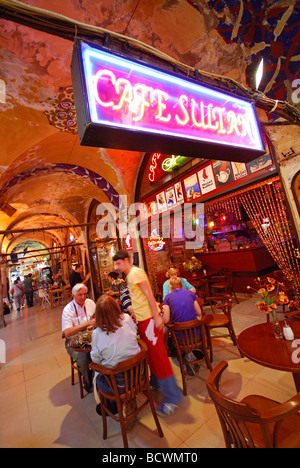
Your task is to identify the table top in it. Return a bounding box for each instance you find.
[238,321,300,374]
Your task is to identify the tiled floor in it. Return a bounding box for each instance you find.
[0,295,296,448]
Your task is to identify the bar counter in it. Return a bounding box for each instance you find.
[196,245,277,292]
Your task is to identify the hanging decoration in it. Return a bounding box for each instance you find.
[240,179,300,301]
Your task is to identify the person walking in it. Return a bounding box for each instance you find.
[11,279,24,312]
[113,250,183,416]
[24,274,35,308]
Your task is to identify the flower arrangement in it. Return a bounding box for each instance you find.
[247,277,290,321]
[183,256,203,273]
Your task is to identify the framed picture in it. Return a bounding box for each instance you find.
[174,181,184,204]
[156,191,167,213]
[231,162,248,180]
[197,164,216,195]
[183,173,201,201]
[213,160,234,187]
[165,186,177,209]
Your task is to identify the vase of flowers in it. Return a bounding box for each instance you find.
[247,277,290,339]
[183,256,203,277]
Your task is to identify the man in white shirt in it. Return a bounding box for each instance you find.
[62,283,96,392]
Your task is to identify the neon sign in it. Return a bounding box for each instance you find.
[72,40,265,162]
[148,235,166,251]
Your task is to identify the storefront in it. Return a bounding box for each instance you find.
[87,199,123,300]
[135,136,300,301]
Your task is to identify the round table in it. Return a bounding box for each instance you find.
[237,321,300,392]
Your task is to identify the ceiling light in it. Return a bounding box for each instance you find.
[246,58,264,91]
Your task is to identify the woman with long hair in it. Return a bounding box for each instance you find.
[90,294,140,414]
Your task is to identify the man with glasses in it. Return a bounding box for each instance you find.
[62,283,96,393]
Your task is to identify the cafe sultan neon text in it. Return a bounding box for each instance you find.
[81,43,264,152]
[92,68,253,138]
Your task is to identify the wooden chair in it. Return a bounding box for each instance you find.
[284,310,300,322]
[210,270,239,304]
[196,278,209,303]
[166,318,212,395]
[90,339,164,448]
[38,288,50,309]
[206,361,300,448]
[70,355,86,399]
[204,296,240,362]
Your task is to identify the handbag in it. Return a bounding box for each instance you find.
[67,329,92,349]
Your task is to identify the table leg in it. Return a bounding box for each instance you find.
[292,373,300,393]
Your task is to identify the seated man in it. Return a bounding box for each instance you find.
[62,283,96,392]
[163,277,203,376]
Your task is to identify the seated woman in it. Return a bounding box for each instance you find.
[163,277,202,376]
[90,294,140,414]
[162,266,196,300]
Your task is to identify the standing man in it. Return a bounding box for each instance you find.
[62,283,96,392]
[113,251,183,416]
[69,264,91,290]
[24,274,35,308]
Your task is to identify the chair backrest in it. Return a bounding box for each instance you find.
[206,361,266,448]
[168,318,205,354]
[90,339,149,401]
[197,279,209,299]
[284,310,300,321]
[206,296,232,316]
[206,360,300,448]
[38,289,47,298]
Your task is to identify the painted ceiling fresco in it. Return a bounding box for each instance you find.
[0,0,299,254]
[206,0,300,101]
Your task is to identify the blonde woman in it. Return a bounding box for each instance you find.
[162,267,196,299]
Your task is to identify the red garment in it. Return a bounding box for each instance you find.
[137,317,173,379]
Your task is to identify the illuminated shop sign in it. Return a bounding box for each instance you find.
[71,40,266,162]
[148,153,188,182]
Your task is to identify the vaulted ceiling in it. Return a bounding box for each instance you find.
[0,0,299,254]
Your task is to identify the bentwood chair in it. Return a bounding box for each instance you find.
[210,270,239,304]
[38,288,50,309]
[167,318,212,395]
[206,361,300,448]
[204,296,240,362]
[70,355,86,399]
[90,339,164,448]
